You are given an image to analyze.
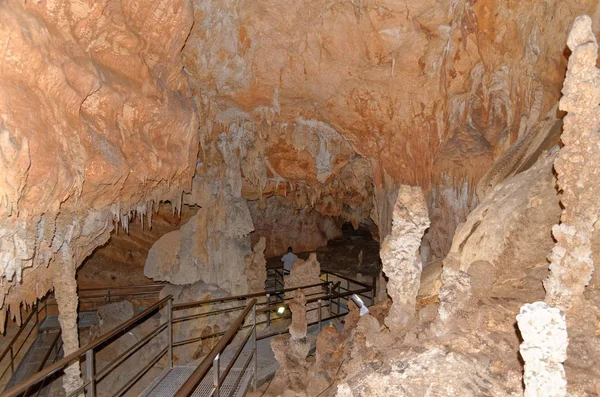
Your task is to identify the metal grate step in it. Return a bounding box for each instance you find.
[38,311,99,332]
[141,366,252,397]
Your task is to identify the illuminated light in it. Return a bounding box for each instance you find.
[277,306,285,315]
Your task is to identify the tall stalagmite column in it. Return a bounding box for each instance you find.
[54,247,83,395]
[544,15,600,310]
[380,186,430,333]
[517,302,568,397]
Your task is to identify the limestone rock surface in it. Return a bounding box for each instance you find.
[380,186,430,333]
[245,237,268,293]
[544,15,600,311]
[517,302,568,397]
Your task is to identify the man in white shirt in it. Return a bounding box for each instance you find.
[281,247,297,275]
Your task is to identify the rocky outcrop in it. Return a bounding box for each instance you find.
[0,0,199,326]
[438,148,561,321]
[249,195,341,258]
[335,348,514,397]
[544,15,600,311]
[517,302,568,397]
[269,290,312,394]
[144,196,253,294]
[245,237,267,293]
[380,186,430,333]
[476,106,563,201]
[285,253,323,323]
[160,282,236,364]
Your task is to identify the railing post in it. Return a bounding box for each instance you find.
[336,284,341,315]
[266,294,271,327]
[35,302,39,325]
[317,299,322,331]
[213,353,220,397]
[326,272,329,283]
[328,283,333,316]
[168,298,173,368]
[10,346,14,374]
[371,276,377,305]
[86,348,95,397]
[252,304,258,392]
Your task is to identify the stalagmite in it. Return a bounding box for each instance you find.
[244,237,268,293]
[544,15,600,311]
[380,186,430,333]
[517,302,568,397]
[53,249,83,395]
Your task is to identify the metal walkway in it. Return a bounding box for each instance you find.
[3,332,63,394]
[2,272,374,397]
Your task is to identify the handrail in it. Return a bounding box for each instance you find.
[0,304,38,365]
[172,282,326,310]
[22,330,62,397]
[321,270,372,289]
[3,295,173,397]
[174,298,257,397]
[0,301,47,386]
[78,283,166,292]
[2,270,373,397]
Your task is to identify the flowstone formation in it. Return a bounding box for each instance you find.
[269,290,312,394]
[145,129,255,295]
[182,0,600,264]
[160,282,236,364]
[0,0,199,328]
[245,237,268,293]
[517,302,568,397]
[285,253,323,323]
[544,15,600,311]
[438,148,561,322]
[380,186,430,333]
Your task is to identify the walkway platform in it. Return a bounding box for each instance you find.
[141,319,341,397]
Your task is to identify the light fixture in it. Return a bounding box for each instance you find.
[277,306,285,315]
[351,294,370,316]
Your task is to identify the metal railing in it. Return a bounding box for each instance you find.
[0,282,166,392]
[0,300,55,390]
[3,271,373,396]
[173,272,375,396]
[3,296,174,397]
[174,299,258,397]
[265,268,285,290]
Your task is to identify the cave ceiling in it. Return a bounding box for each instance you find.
[0,0,599,323]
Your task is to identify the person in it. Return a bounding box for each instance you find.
[281,247,297,275]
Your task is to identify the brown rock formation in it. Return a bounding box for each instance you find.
[160,282,236,364]
[288,289,308,340]
[269,290,312,395]
[438,148,561,322]
[285,253,323,323]
[245,237,268,293]
[0,0,199,325]
[380,186,430,333]
[544,15,600,311]
[249,196,341,258]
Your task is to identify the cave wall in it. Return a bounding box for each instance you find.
[1,0,600,324]
[249,195,341,258]
[0,0,199,326]
[181,0,600,260]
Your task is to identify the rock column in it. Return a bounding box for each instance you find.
[544,15,600,310]
[380,186,430,333]
[517,302,568,397]
[54,248,83,395]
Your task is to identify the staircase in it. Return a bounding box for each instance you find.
[1,272,373,397]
